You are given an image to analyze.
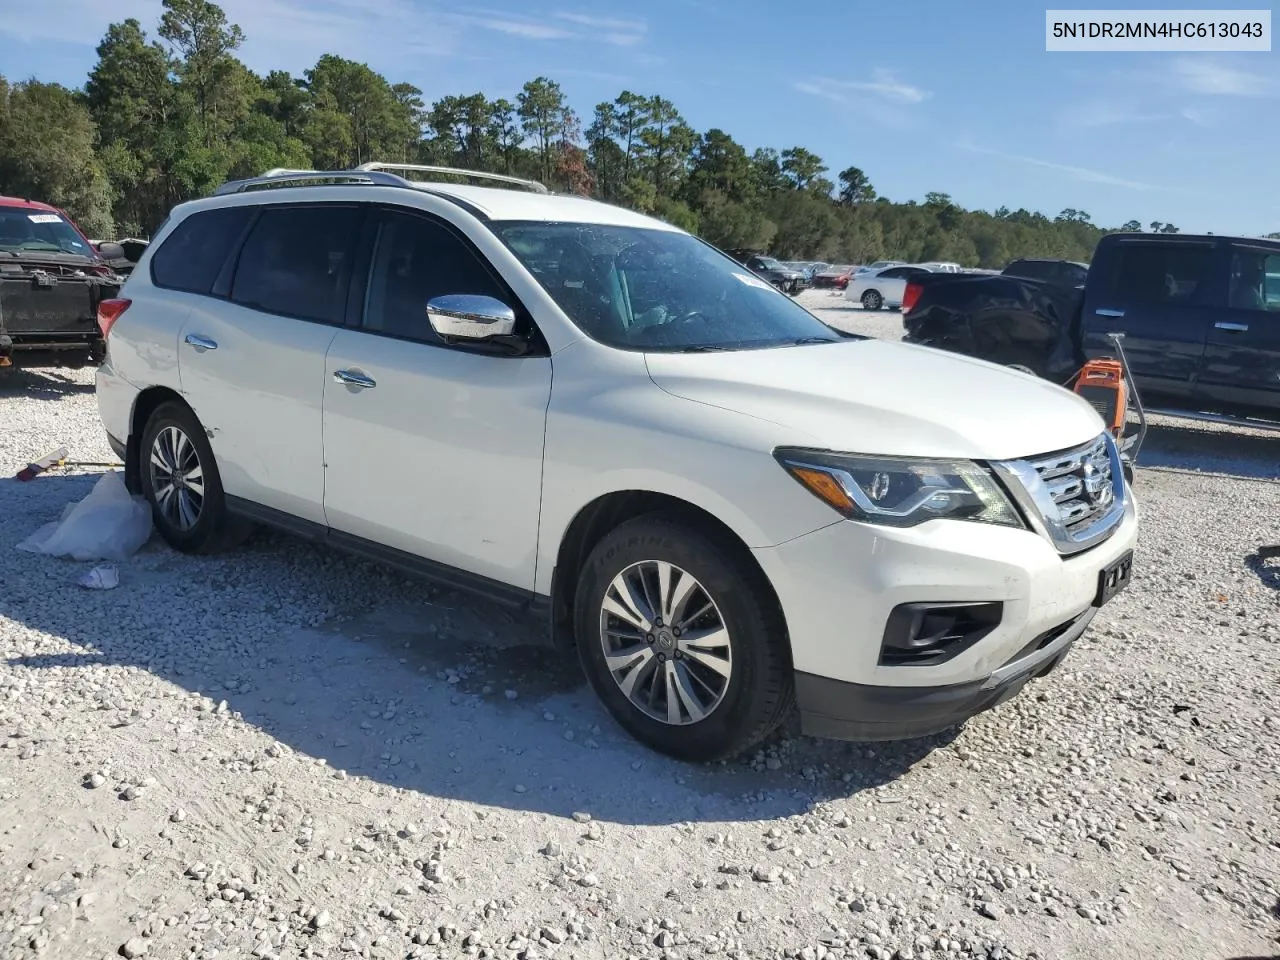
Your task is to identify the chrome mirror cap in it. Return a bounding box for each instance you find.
[426,294,517,342]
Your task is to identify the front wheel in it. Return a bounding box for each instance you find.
[574,515,794,762]
[861,289,883,310]
[139,401,250,554]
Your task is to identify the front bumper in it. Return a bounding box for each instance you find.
[795,605,1093,740]
[752,484,1138,740]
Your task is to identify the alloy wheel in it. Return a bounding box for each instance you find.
[149,425,205,532]
[598,560,732,725]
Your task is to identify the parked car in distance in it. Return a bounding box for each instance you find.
[903,233,1280,423]
[855,259,907,275]
[1002,258,1089,287]
[919,261,964,273]
[96,162,1138,762]
[845,263,934,310]
[726,251,810,294]
[811,264,857,289]
[0,196,132,369]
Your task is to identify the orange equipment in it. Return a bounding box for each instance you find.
[1072,357,1128,436]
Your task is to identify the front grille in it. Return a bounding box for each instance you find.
[993,432,1126,556]
[1029,434,1115,535]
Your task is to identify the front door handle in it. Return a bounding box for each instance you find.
[1095,308,1125,318]
[333,369,376,389]
[1214,321,1249,332]
[184,333,217,351]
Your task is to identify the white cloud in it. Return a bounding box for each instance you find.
[956,141,1156,191]
[1170,58,1274,97]
[553,12,646,46]
[554,12,645,32]
[460,16,576,40]
[1058,99,1171,128]
[795,69,930,106]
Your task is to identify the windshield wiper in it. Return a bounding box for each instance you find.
[673,344,732,353]
[789,336,840,346]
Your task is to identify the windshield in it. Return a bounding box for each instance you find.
[490,221,846,352]
[756,256,784,270]
[0,207,92,256]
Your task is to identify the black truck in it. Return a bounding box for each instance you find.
[0,197,130,369]
[902,233,1280,424]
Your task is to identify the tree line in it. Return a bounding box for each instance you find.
[0,0,1211,266]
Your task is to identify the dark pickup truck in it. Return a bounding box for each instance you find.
[902,233,1280,424]
[0,197,129,369]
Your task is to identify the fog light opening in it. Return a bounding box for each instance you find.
[880,601,1003,666]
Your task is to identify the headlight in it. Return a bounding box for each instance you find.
[774,448,1025,529]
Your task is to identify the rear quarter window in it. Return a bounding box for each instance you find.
[150,207,255,295]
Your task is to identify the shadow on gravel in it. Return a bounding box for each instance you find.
[1,476,958,827]
[1134,421,1280,483]
[0,366,97,401]
[1246,547,1280,591]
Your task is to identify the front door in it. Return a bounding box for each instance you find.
[321,208,552,591]
[1198,244,1280,412]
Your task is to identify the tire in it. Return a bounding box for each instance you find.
[997,350,1046,379]
[139,401,250,554]
[860,289,883,310]
[573,514,794,762]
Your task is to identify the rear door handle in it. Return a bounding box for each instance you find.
[1095,308,1125,318]
[333,369,376,389]
[184,333,217,351]
[1214,321,1249,332]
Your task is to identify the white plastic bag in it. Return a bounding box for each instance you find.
[16,471,152,562]
[78,565,120,589]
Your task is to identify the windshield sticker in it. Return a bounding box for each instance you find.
[28,214,63,224]
[732,272,774,291]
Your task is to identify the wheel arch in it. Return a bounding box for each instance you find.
[547,490,790,659]
[124,386,190,494]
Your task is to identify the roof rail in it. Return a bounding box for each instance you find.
[352,162,549,194]
[212,168,412,196]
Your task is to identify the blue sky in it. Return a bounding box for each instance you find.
[2,0,1277,234]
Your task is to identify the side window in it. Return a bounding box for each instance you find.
[363,211,509,344]
[1228,249,1280,312]
[879,268,906,279]
[151,206,253,294]
[1111,243,1213,306]
[230,205,362,323]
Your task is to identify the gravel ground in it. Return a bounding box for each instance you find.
[1,314,1278,960]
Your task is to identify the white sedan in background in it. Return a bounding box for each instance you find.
[844,263,934,310]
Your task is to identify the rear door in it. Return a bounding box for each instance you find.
[1081,238,1219,402]
[1198,243,1280,411]
[176,202,364,524]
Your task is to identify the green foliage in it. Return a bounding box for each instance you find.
[0,79,113,236]
[0,0,1191,261]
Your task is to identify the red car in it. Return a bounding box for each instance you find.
[0,196,126,368]
[810,264,857,289]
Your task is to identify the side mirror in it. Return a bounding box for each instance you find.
[426,294,517,344]
[96,241,126,262]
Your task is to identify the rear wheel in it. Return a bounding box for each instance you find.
[861,289,883,310]
[574,514,794,762]
[139,401,250,554]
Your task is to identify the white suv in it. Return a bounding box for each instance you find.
[95,163,1139,762]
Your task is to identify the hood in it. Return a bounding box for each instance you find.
[0,248,103,272]
[644,339,1105,461]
